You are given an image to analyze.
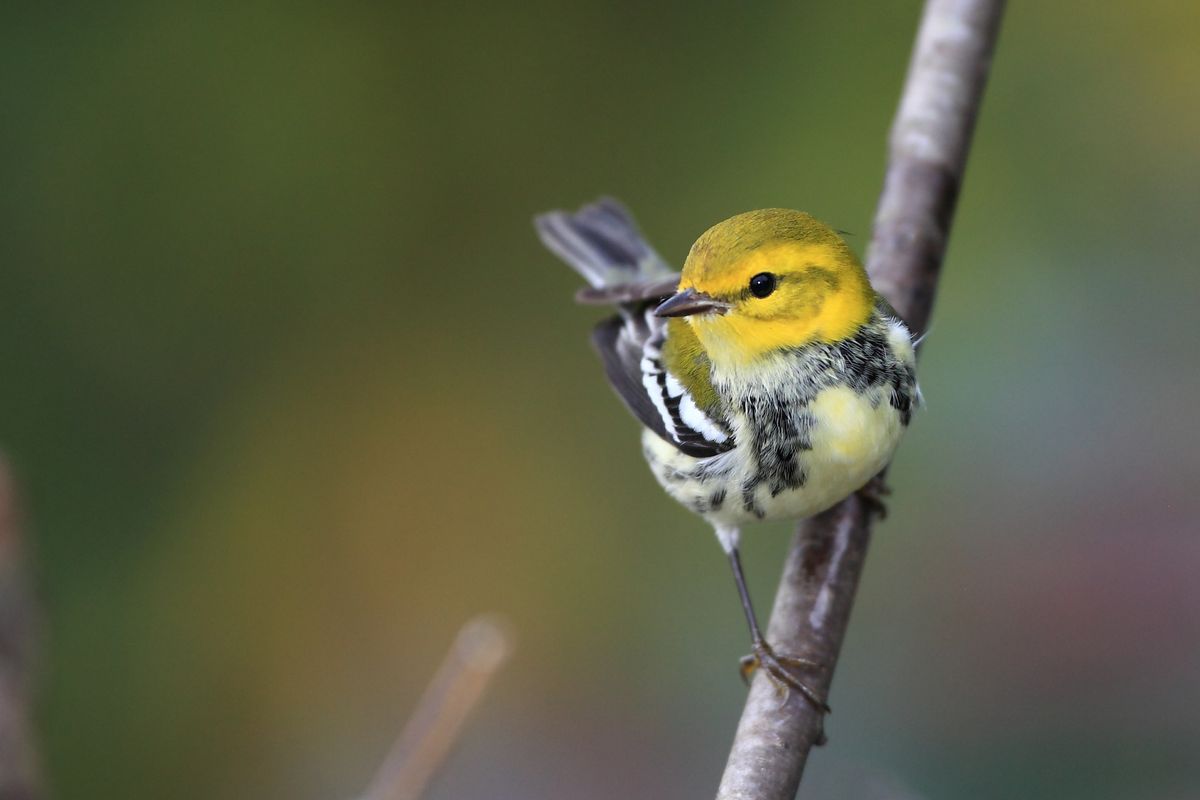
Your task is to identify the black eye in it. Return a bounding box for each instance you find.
[749,272,777,298]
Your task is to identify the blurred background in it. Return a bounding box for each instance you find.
[3,1,1199,798]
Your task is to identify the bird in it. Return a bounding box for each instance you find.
[535,198,920,711]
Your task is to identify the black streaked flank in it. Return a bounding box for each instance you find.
[709,488,726,511]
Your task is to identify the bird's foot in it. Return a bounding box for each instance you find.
[857,475,891,519]
[739,640,831,715]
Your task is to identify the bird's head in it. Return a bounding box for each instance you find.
[655,209,874,367]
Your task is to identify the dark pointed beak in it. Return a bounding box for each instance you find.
[654,288,732,318]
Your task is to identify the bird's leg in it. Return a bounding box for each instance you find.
[724,542,831,716]
[857,473,891,520]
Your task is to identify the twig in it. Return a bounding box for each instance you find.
[361,615,513,800]
[0,456,41,800]
[716,2,1005,798]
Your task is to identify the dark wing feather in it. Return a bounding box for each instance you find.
[575,275,679,305]
[538,197,732,459]
[591,314,674,446]
[535,197,673,289]
[591,311,733,459]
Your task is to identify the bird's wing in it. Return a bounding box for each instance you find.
[592,310,735,459]
[538,197,733,459]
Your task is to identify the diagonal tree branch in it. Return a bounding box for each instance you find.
[717,2,1006,798]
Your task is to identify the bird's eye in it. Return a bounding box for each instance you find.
[749,272,777,298]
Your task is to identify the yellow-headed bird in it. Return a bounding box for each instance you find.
[536,198,920,711]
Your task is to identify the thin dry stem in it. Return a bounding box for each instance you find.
[362,615,513,800]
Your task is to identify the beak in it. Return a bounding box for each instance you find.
[654,288,732,318]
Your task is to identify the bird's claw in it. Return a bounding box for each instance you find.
[738,641,831,715]
[857,475,892,519]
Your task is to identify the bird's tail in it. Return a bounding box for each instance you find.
[535,197,675,290]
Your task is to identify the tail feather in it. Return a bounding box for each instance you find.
[535,197,673,289]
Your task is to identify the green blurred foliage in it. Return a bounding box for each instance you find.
[2,1,1199,798]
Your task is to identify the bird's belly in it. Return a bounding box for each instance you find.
[640,384,905,527]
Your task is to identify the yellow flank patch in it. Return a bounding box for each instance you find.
[808,385,899,467]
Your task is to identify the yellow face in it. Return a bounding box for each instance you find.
[658,209,875,367]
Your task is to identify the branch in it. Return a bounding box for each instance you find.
[716,2,1005,798]
[0,456,41,800]
[361,615,513,800]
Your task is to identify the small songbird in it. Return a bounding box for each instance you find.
[535,198,920,710]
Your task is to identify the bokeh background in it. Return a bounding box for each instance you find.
[4,1,1199,798]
